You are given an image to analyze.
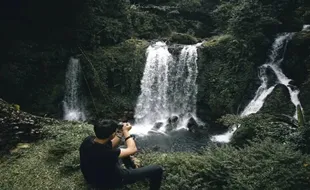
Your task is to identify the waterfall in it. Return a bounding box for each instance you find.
[212,32,303,143]
[132,42,200,135]
[170,45,199,118]
[134,42,173,126]
[303,25,310,31]
[63,58,86,121]
[240,66,276,117]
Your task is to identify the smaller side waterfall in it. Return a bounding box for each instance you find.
[240,66,276,117]
[63,58,86,121]
[212,32,302,143]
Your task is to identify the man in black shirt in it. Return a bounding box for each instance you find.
[79,119,163,190]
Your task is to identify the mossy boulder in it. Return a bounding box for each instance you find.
[222,114,297,148]
[168,32,198,44]
[282,31,310,86]
[260,84,296,116]
[202,34,232,47]
[197,35,257,121]
[83,39,149,118]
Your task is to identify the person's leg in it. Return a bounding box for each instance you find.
[121,165,163,190]
[121,156,137,169]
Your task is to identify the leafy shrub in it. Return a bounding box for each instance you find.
[291,123,310,154]
[219,114,297,147]
[139,139,310,190]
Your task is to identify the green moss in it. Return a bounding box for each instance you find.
[12,104,20,111]
[219,114,297,148]
[169,32,198,44]
[202,34,233,47]
[260,85,296,116]
[197,34,257,120]
[82,38,149,118]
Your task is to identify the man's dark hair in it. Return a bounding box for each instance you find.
[91,119,119,139]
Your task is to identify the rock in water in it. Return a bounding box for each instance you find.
[187,117,199,133]
[169,115,179,123]
[166,115,179,132]
[152,122,164,131]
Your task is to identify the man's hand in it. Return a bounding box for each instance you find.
[122,123,132,132]
[119,122,137,158]
[116,129,123,138]
[131,156,141,168]
[111,129,123,148]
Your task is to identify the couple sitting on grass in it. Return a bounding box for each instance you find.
[79,119,164,190]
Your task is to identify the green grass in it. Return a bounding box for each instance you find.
[1,121,310,190]
[0,123,90,190]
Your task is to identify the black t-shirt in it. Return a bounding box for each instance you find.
[79,136,122,188]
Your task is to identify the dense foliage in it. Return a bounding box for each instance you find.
[1,0,309,120]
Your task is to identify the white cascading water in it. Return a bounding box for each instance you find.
[133,42,173,134]
[132,42,200,135]
[303,25,310,31]
[212,31,304,143]
[63,58,86,121]
[169,44,200,128]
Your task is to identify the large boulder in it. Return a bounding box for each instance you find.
[260,84,296,116]
[197,35,258,121]
[282,31,310,86]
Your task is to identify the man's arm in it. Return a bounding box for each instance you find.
[119,125,138,158]
[111,130,122,148]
